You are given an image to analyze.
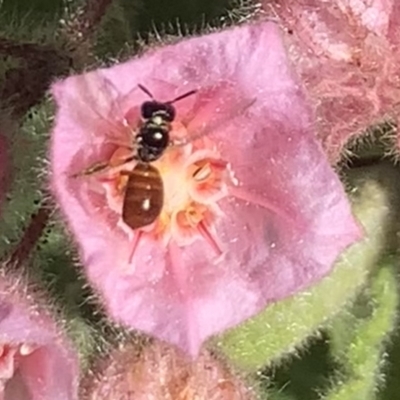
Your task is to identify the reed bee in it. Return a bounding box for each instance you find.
[75,84,197,230]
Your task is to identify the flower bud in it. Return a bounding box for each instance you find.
[82,340,256,400]
[263,0,400,161]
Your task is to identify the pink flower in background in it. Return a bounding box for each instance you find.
[50,21,361,355]
[263,0,400,161]
[0,268,79,399]
[82,340,255,400]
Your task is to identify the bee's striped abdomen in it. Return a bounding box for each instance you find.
[122,163,164,230]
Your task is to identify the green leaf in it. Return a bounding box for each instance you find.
[323,261,398,400]
[216,176,393,372]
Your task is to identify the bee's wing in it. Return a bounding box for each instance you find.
[173,82,256,146]
[55,72,138,144]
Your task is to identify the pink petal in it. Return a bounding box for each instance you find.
[0,269,79,400]
[50,21,361,355]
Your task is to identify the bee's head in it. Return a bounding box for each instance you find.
[141,101,176,122]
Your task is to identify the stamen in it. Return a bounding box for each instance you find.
[197,221,223,257]
[19,344,36,356]
[193,163,212,181]
[186,207,203,227]
[210,159,228,170]
[97,176,116,183]
[128,231,143,265]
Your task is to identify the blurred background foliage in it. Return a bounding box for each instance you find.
[0,0,399,399]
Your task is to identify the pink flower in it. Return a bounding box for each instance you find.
[0,268,79,399]
[50,21,361,355]
[263,0,400,161]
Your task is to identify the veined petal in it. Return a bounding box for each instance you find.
[50,21,361,356]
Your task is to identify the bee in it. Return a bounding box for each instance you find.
[121,84,197,229]
[75,84,197,230]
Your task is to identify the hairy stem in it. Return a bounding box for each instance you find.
[0,37,71,118]
[5,203,52,268]
[60,0,114,64]
[0,38,60,59]
[0,0,114,116]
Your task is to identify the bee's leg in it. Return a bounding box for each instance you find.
[170,137,188,147]
[170,131,208,147]
[70,161,111,178]
[119,170,132,176]
[103,136,134,148]
[70,154,137,178]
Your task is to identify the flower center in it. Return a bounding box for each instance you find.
[101,121,232,260]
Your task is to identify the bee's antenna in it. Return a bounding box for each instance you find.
[138,84,154,99]
[169,89,197,104]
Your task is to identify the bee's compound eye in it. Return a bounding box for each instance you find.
[164,104,176,122]
[141,101,159,119]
